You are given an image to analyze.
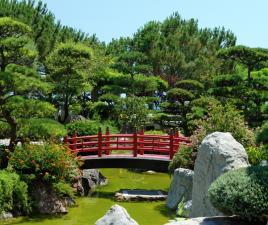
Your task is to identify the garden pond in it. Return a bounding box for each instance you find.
[1,168,175,225]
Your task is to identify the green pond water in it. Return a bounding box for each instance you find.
[1,169,175,225]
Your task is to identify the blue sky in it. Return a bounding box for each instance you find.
[41,0,268,48]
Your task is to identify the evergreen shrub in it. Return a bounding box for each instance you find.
[208,166,268,221]
[168,146,194,174]
[66,120,118,136]
[0,170,31,214]
[52,181,75,198]
[246,146,268,165]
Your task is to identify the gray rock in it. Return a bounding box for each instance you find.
[0,212,13,220]
[164,216,256,225]
[0,139,10,146]
[182,200,192,218]
[260,160,268,167]
[94,204,139,225]
[191,132,249,217]
[167,168,194,209]
[30,182,71,214]
[82,169,108,195]
[115,189,167,201]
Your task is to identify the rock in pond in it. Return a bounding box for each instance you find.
[166,168,194,210]
[191,132,250,217]
[94,204,139,225]
[115,189,167,201]
[164,216,262,225]
[74,169,108,196]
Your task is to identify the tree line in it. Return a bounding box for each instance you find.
[0,0,267,169]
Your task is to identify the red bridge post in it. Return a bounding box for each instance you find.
[106,127,110,155]
[169,129,174,160]
[139,127,144,155]
[175,129,180,152]
[72,131,77,151]
[64,134,68,145]
[98,127,102,157]
[133,128,138,157]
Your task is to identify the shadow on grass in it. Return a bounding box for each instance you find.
[154,203,176,219]
[9,214,65,224]
[90,190,115,200]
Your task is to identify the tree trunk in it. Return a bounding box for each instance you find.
[1,110,18,168]
[247,66,252,82]
[63,95,69,124]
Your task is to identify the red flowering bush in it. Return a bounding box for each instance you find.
[9,143,79,183]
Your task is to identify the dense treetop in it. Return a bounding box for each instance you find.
[0,0,267,169]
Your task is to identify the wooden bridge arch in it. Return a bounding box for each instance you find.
[64,128,191,172]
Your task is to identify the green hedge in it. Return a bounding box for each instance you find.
[0,170,31,214]
[208,166,268,221]
[168,146,194,174]
[66,120,119,136]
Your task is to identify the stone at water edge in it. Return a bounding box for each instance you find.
[94,204,139,225]
[0,212,13,220]
[164,217,257,225]
[74,169,108,196]
[191,132,250,218]
[166,168,194,210]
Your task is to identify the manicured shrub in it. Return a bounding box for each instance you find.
[144,130,166,135]
[52,181,75,198]
[9,143,79,183]
[66,120,118,136]
[115,96,150,132]
[19,118,66,140]
[168,146,194,174]
[0,170,31,214]
[0,121,10,139]
[192,103,255,148]
[66,120,99,136]
[246,146,268,166]
[256,121,268,145]
[208,166,268,221]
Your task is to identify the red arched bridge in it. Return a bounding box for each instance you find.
[64,128,191,172]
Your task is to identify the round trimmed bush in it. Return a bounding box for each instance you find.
[208,166,268,221]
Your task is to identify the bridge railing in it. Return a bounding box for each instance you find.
[64,128,191,159]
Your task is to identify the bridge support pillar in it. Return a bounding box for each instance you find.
[169,130,174,160]
[105,127,110,155]
[133,130,138,157]
[98,127,102,157]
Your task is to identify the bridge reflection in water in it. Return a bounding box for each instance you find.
[64,128,191,172]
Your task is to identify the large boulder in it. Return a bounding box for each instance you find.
[164,217,259,225]
[94,204,139,225]
[73,169,108,196]
[191,132,249,217]
[82,169,108,195]
[30,182,74,214]
[166,168,194,209]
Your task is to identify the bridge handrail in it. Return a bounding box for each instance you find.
[64,127,191,159]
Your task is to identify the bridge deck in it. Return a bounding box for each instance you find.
[80,154,172,172]
[81,154,171,161]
